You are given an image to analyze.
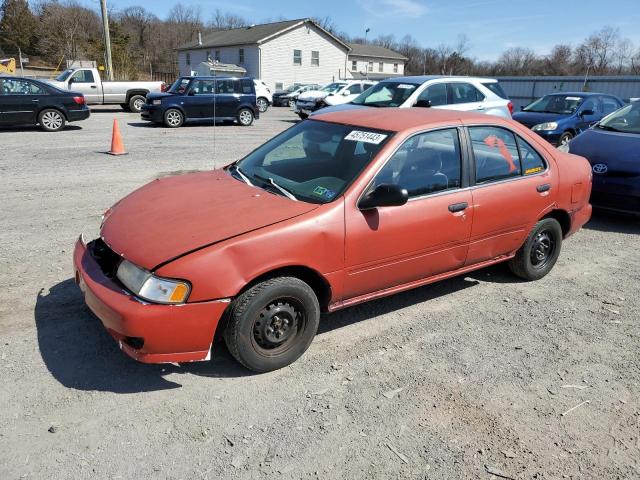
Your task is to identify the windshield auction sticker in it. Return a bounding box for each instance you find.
[345,131,388,144]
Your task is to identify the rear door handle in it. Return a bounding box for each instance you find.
[90,85,97,89]
[536,183,551,193]
[448,202,468,213]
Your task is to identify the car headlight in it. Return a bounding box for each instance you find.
[152,99,162,105]
[116,260,190,304]
[532,122,558,131]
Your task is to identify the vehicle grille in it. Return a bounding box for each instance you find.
[88,238,122,278]
[591,192,640,212]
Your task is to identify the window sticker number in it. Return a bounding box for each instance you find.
[345,130,388,144]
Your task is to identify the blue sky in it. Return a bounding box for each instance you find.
[88,0,640,60]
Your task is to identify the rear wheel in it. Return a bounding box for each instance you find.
[508,218,563,280]
[223,277,320,372]
[288,99,296,108]
[256,97,269,113]
[163,108,184,128]
[129,95,146,113]
[237,108,254,126]
[38,109,66,132]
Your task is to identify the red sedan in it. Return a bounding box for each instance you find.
[73,108,592,372]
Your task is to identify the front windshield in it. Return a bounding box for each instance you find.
[351,81,419,107]
[598,102,640,134]
[232,120,393,204]
[55,70,73,82]
[168,77,191,94]
[523,95,584,114]
[321,82,346,93]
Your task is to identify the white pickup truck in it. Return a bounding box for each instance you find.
[46,68,167,113]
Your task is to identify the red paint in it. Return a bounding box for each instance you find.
[74,108,592,364]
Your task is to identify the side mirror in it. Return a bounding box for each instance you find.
[580,109,595,117]
[414,99,431,108]
[358,184,409,210]
[68,78,75,84]
[520,105,525,111]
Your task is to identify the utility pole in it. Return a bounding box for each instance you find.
[18,47,24,76]
[100,0,114,80]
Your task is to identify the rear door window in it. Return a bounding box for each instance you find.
[482,82,509,99]
[215,79,236,94]
[517,137,546,175]
[470,127,521,183]
[449,83,485,104]
[240,79,253,94]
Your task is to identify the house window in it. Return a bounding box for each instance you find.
[393,63,398,73]
[186,52,191,66]
[378,62,383,72]
[239,48,245,64]
[215,50,221,62]
[293,49,302,66]
[368,61,373,72]
[275,82,284,91]
[351,60,357,71]
[311,50,319,66]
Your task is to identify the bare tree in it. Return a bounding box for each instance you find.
[210,8,248,30]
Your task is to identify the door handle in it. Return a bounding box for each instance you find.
[448,202,468,213]
[32,99,39,102]
[90,85,97,89]
[475,106,485,110]
[536,184,551,193]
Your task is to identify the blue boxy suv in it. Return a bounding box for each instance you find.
[512,92,624,147]
[141,76,258,128]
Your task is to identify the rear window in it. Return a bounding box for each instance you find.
[240,79,254,94]
[482,82,509,99]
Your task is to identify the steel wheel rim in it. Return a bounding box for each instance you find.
[42,111,62,129]
[530,230,555,268]
[167,111,181,126]
[251,298,306,355]
[239,111,252,125]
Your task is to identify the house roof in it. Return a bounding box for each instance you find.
[347,43,407,61]
[177,18,350,51]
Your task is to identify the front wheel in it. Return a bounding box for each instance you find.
[223,277,320,372]
[237,108,254,126]
[508,218,563,281]
[288,99,296,108]
[256,97,269,113]
[38,109,66,132]
[558,131,573,148]
[163,108,184,128]
[129,95,146,113]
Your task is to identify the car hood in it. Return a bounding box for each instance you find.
[569,128,640,175]
[298,90,329,101]
[512,111,567,128]
[324,94,354,106]
[100,170,318,270]
[146,92,175,101]
[310,103,367,117]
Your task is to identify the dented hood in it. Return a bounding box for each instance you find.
[100,170,318,270]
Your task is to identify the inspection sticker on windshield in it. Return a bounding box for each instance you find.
[344,130,388,144]
[565,96,582,101]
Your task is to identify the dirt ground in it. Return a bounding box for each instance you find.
[0,107,639,479]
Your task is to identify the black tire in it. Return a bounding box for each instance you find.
[297,112,308,120]
[237,108,254,126]
[256,97,269,113]
[223,277,320,372]
[163,108,184,128]
[558,131,573,148]
[38,108,66,132]
[128,94,146,113]
[288,99,296,108]
[120,103,131,112]
[508,218,563,281]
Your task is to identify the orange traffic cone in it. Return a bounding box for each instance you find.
[107,119,127,155]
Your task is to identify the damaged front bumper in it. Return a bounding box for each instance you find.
[73,235,229,363]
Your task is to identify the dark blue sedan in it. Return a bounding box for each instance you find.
[569,102,640,215]
[513,92,624,147]
[141,76,258,128]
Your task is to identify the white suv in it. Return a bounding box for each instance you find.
[319,76,513,119]
[294,80,377,119]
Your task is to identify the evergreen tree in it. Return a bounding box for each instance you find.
[0,0,37,54]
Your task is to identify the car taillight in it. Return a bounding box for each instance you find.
[507,101,514,115]
[73,96,85,105]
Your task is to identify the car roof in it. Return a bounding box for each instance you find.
[381,75,499,84]
[180,76,253,80]
[545,92,600,97]
[312,107,493,133]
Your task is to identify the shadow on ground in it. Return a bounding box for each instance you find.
[0,125,82,133]
[584,210,640,234]
[36,271,490,393]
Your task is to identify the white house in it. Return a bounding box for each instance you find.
[176,18,407,91]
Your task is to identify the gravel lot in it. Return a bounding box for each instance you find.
[1,106,639,479]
